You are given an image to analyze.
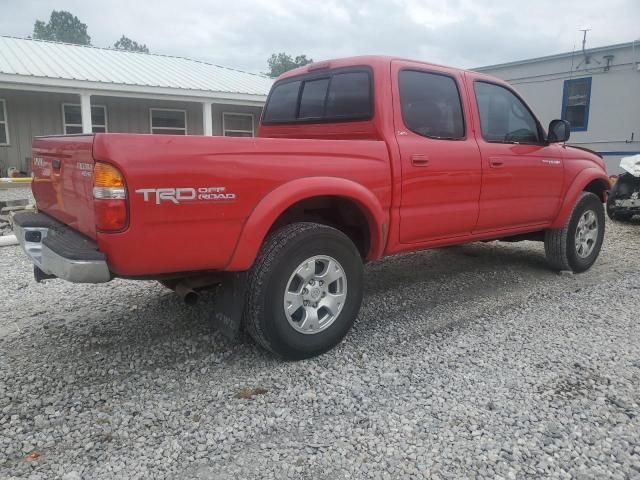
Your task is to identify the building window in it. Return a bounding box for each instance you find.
[561,77,591,131]
[150,109,187,135]
[223,112,254,137]
[0,99,8,145]
[63,104,107,134]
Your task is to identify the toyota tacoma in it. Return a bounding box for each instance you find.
[14,56,610,359]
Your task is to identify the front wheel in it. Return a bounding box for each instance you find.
[245,222,363,360]
[544,192,605,273]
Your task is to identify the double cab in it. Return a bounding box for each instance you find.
[15,56,610,359]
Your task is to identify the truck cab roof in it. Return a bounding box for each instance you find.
[277,55,471,81]
[259,55,503,141]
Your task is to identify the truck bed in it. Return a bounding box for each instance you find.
[31,133,392,276]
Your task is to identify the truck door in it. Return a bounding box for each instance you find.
[392,60,482,243]
[468,76,565,232]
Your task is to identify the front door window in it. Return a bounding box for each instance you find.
[474,81,540,144]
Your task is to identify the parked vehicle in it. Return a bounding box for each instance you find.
[607,155,640,221]
[14,56,610,359]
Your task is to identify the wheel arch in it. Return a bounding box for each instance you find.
[226,177,388,271]
[550,170,610,229]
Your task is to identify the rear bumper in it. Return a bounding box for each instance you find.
[13,212,111,283]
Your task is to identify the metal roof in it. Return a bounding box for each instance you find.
[0,36,273,101]
[474,41,637,72]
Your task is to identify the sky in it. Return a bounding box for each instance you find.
[1,0,638,74]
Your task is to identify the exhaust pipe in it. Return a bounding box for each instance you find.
[175,282,199,305]
[171,274,223,305]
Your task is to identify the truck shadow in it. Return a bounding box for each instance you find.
[364,240,550,294]
[119,241,551,352]
[8,239,559,379]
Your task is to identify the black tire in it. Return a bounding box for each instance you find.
[609,211,634,222]
[544,192,605,273]
[606,200,634,222]
[606,195,631,221]
[245,222,363,360]
[607,174,638,221]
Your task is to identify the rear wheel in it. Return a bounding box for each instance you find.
[544,192,605,273]
[245,222,363,360]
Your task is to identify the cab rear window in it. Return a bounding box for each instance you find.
[299,78,330,119]
[262,69,373,124]
[262,81,301,123]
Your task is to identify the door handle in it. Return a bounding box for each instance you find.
[489,158,504,168]
[411,154,429,167]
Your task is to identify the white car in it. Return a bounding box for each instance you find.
[607,154,640,221]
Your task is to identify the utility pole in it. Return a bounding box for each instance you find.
[579,28,591,64]
[579,28,590,51]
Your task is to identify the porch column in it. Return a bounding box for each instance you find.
[202,101,213,136]
[80,93,92,133]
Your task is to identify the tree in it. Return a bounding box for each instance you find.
[113,35,149,53]
[266,53,313,78]
[33,10,91,45]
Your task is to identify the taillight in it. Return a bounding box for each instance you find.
[93,162,128,231]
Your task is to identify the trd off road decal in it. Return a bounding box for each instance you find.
[135,187,236,205]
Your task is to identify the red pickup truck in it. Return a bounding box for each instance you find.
[15,56,609,359]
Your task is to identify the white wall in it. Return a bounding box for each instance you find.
[0,89,264,175]
[476,43,640,174]
[0,90,78,174]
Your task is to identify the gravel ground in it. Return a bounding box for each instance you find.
[1,188,639,479]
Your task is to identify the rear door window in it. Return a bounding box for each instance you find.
[398,70,465,139]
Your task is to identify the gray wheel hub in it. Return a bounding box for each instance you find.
[283,255,347,334]
[575,209,598,258]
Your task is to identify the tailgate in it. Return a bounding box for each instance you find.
[31,135,97,239]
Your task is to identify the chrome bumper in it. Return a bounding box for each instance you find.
[13,213,111,284]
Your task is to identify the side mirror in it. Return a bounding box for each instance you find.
[548,119,570,143]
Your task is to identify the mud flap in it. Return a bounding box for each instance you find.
[214,272,248,339]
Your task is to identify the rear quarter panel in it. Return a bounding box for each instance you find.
[92,134,391,276]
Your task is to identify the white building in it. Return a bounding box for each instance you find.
[0,36,273,175]
[476,40,640,174]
